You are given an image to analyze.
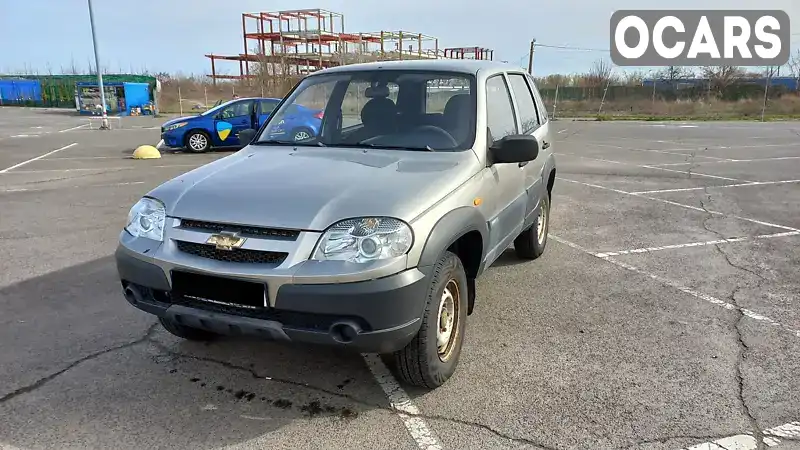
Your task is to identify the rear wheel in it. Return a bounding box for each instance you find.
[384,251,468,389]
[514,191,550,259]
[185,130,211,153]
[290,127,314,142]
[159,317,218,341]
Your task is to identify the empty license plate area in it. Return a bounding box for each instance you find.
[171,270,267,309]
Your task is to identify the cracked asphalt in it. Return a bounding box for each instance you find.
[1,109,799,450]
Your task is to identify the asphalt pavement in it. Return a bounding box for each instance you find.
[1,107,799,450]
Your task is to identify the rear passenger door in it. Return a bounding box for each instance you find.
[483,74,526,263]
[506,72,551,228]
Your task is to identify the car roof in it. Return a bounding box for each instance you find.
[311,59,524,76]
[233,97,282,101]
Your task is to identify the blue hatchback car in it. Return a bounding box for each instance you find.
[160,97,323,152]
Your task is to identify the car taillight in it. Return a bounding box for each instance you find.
[314,111,324,119]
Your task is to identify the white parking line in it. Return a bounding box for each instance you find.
[593,143,735,161]
[557,177,800,232]
[45,156,120,160]
[0,181,146,193]
[362,354,443,450]
[0,143,78,173]
[0,164,197,175]
[650,156,800,167]
[556,152,749,182]
[58,124,90,133]
[630,179,800,195]
[679,421,800,449]
[550,235,800,339]
[595,231,800,258]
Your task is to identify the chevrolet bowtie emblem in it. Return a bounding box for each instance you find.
[206,232,246,251]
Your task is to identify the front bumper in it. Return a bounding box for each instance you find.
[115,245,430,354]
[160,130,186,148]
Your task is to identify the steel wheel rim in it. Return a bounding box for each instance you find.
[293,130,311,141]
[537,202,547,245]
[189,134,207,150]
[436,279,460,362]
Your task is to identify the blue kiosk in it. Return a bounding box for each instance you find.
[76,81,152,116]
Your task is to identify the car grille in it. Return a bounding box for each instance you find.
[178,218,300,240]
[176,240,287,265]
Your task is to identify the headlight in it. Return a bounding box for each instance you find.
[125,197,166,242]
[311,217,413,263]
[164,122,187,131]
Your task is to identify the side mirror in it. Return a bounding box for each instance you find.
[489,134,539,164]
[238,128,257,145]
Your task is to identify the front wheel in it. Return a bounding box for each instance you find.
[514,191,550,259]
[384,251,468,389]
[185,130,211,153]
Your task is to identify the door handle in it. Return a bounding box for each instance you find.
[542,140,550,149]
[518,161,529,168]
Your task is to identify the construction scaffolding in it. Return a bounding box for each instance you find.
[444,47,494,61]
[205,8,493,83]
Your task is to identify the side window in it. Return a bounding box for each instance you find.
[220,100,253,119]
[259,100,279,115]
[486,75,518,141]
[506,73,540,134]
[526,74,549,124]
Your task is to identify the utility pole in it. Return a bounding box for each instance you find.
[87,0,109,130]
[528,39,536,75]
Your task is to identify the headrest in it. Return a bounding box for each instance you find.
[443,94,471,117]
[360,97,396,128]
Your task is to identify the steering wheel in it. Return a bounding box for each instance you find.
[409,125,458,148]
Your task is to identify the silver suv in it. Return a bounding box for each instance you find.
[116,59,556,389]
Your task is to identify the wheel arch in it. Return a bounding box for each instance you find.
[547,167,556,197]
[417,207,488,315]
[183,128,212,149]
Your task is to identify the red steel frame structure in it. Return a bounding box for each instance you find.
[205,9,492,83]
[443,47,494,60]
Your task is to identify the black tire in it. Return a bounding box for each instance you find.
[290,127,314,142]
[514,191,551,259]
[159,317,218,341]
[185,130,211,153]
[384,251,468,389]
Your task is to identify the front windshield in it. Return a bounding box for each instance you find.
[254,69,477,151]
[201,99,235,116]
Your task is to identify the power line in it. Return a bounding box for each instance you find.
[534,43,610,52]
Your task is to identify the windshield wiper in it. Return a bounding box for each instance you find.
[251,140,325,147]
[341,142,435,152]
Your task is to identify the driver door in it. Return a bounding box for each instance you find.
[482,74,526,264]
[214,99,255,146]
[506,72,550,228]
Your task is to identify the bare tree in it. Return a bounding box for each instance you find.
[788,49,800,92]
[622,70,646,86]
[702,65,744,95]
[655,66,691,85]
[585,58,614,87]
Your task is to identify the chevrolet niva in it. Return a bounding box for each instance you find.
[116,59,556,389]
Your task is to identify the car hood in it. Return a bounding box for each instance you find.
[162,116,199,127]
[148,146,481,231]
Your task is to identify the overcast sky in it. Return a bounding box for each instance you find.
[1,0,798,77]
